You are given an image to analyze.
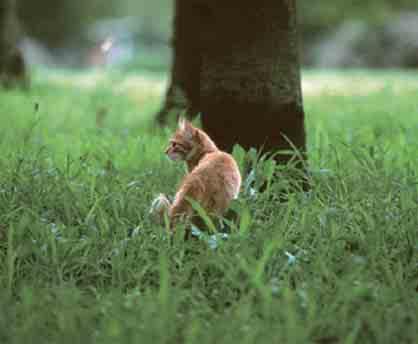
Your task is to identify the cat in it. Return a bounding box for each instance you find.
[150,118,241,232]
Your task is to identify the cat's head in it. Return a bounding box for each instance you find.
[165,117,216,162]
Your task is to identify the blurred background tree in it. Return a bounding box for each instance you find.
[17,0,172,67]
[12,0,418,69]
[18,0,172,48]
[0,0,27,88]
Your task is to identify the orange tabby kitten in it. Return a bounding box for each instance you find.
[151,118,241,230]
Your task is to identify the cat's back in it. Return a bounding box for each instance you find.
[189,151,241,201]
[195,151,238,174]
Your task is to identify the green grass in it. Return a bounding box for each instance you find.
[0,70,417,344]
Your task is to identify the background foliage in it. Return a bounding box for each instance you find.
[300,0,417,34]
[18,0,417,48]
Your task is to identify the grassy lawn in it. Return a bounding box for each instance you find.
[0,69,417,343]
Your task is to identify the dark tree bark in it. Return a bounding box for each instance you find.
[157,0,306,167]
[0,0,28,89]
[155,0,201,125]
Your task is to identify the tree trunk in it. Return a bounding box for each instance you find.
[0,0,28,89]
[155,0,201,125]
[156,0,305,165]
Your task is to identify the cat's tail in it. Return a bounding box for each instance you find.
[149,193,171,224]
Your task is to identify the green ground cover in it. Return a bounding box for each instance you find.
[0,70,417,343]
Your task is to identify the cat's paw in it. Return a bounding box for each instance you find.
[149,194,171,223]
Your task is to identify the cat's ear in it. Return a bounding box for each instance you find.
[179,117,195,140]
[178,116,186,131]
[184,122,195,140]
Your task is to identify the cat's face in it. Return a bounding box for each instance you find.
[165,118,199,161]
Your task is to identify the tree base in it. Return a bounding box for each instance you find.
[0,50,29,90]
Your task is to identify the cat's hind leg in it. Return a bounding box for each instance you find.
[169,184,204,231]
